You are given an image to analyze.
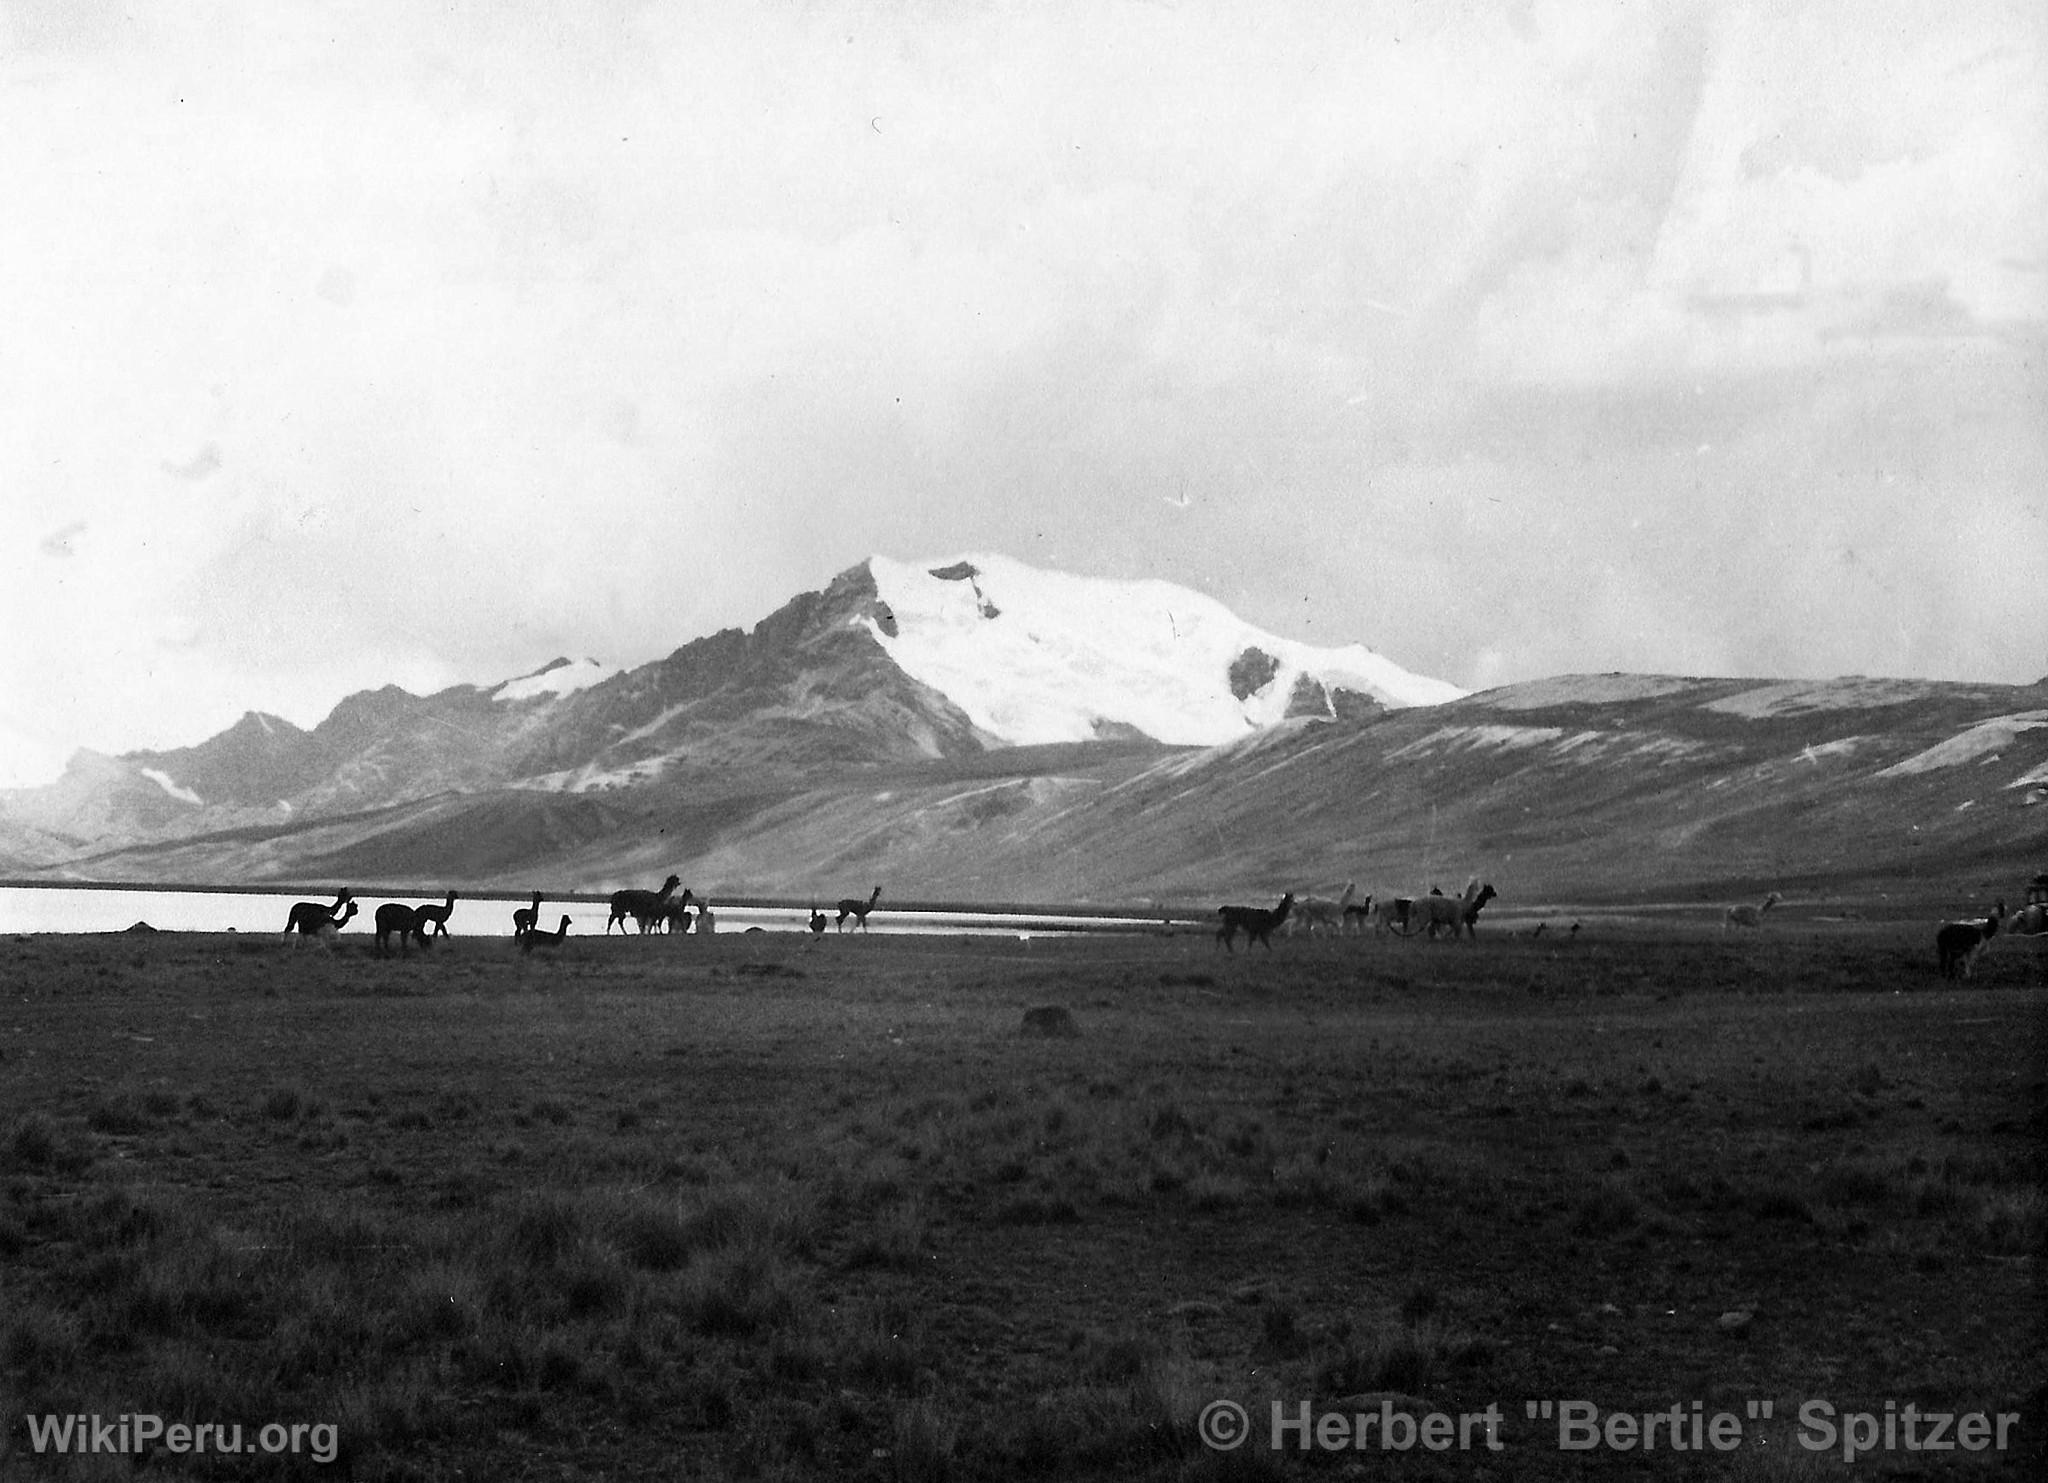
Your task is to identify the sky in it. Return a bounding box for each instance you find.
[2,0,2043,788]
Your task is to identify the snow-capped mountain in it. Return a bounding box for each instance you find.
[0,554,1461,869]
[866,555,1463,745]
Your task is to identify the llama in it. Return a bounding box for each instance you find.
[1531,921,1547,939]
[284,889,353,937]
[1217,893,1294,954]
[1724,891,1783,930]
[413,891,457,938]
[288,897,357,946]
[808,906,828,939]
[374,903,432,956]
[512,891,542,939]
[608,875,681,935]
[307,900,358,946]
[521,915,572,953]
[1297,881,1357,936]
[1936,902,2005,980]
[1398,879,1491,939]
[837,886,882,932]
[695,902,716,935]
[661,895,697,934]
[1459,883,1500,937]
[1341,896,1376,935]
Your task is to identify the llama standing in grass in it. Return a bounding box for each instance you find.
[1397,880,1492,940]
[837,886,882,932]
[285,889,353,937]
[413,891,457,938]
[512,891,542,939]
[661,895,696,934]
[288,897,357,947]
[1937,902,2005,980]
[1297,881,1357,936]
[1724,891,1782,930]
[1216,894,1294,954]
[374,903,432,956]
[609,875,681,935]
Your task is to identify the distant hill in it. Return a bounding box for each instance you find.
[14,664,2044,910]
[0,553,1465,891]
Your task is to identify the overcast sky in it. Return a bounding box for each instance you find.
[2,0,2042,787]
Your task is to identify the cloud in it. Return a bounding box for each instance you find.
[0,0,2040,788]
[161,442,222,480]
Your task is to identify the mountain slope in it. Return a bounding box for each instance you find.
[50,674,2048,908]
[0,554,1462,866]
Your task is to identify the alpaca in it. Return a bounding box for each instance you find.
[1297,881,1357,936]
[1402,879,1491,939]
[1217,893,1294,954]
[1531,921,1547,939]
[808,906,828,938]
[1458,883,1500,937]
[284,889,353,937]
[1374,896,1417,936]
[837,886,882,932]
[661,895,697,934]
[1724,891,1783,930]
[521,915,572,953]
[289,897,357,946]
[695,902,716,935]
[512,891,542,939]
[608,875,681,935]
[307,900,358,945]
[374,903,432,956]
[1341,896,1376,935]
[1937,902,2005,980]
[413,891,457,938]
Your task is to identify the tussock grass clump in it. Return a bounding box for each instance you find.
[994,1345,1204,1474]
[261,1085,322,1122]
[1952,1185,2044,1256]
[843,1197,928,1271]
[1570,1179,1642,1237]
[5,1302,85,1374]
[1746,1184,1815,1224]
[994,1190,1081,1226]
[892,1397,960,1483]
[86,1089,180,1134]
[679,1245,801,1337]
[1813,1158,1893,1207]
[845,1295,929,1393]
[1319,1318,1495,1395]
[1186,1172,1249,1212]
[8,1111,88,1171]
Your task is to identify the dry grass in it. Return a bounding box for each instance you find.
[0,923,2041,1479]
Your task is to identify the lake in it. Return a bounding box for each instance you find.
[0,883,1169,939]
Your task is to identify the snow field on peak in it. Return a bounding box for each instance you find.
[865,553,1463,748]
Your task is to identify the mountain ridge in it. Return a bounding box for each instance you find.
[2,557,2041,904]
[0,555,1459,869]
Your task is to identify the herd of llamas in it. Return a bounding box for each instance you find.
[280,867,2045,980]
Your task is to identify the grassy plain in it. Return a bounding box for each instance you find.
[1,919,2042,1480]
